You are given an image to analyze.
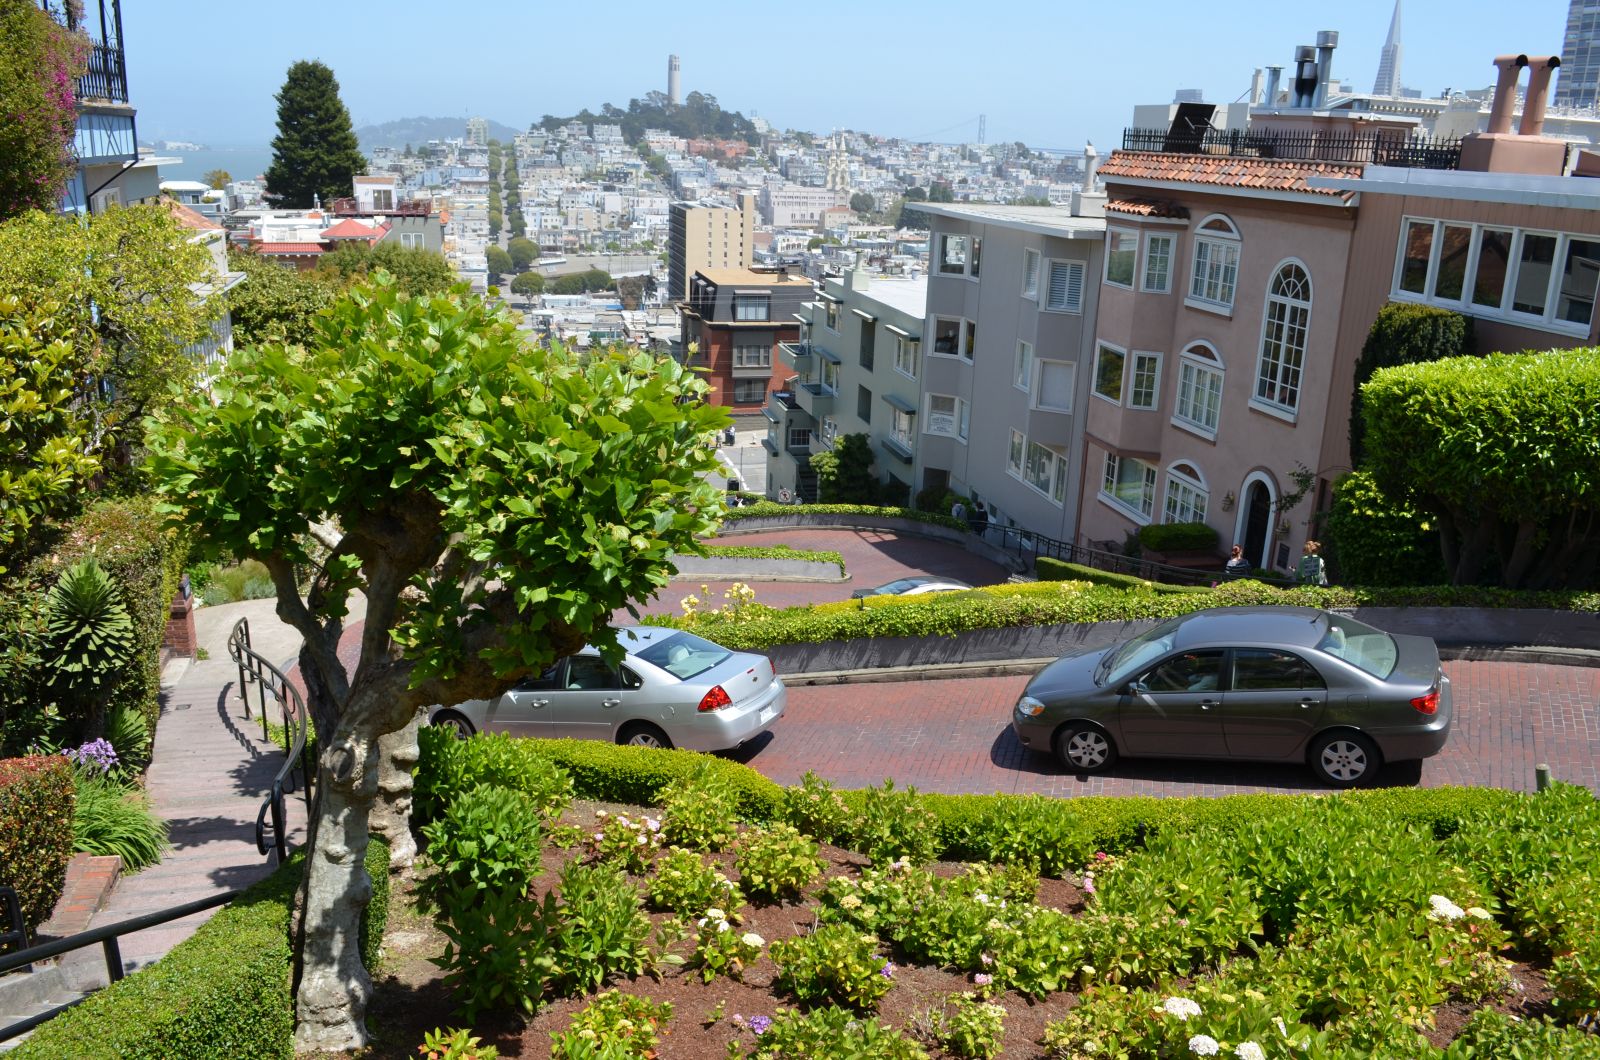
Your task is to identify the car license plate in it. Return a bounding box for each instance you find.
[760,704,778,723]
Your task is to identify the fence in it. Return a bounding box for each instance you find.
[1120,127,1463,170]
[227,617,313,863]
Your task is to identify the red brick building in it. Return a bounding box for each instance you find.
[678,268,813,412]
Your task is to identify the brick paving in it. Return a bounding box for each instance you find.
[729,659,1600,797]
[631,528,1014,617]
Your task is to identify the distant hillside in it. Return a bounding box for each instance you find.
[356,115,522,150]
[538,92,760,146]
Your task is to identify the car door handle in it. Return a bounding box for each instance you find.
[531,698,549,708]
[1298,698,1319,708]
[602,698,621,708]
[1198,699,1220,710]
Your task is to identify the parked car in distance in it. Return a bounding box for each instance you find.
[1011,606,1451,788]
[850,576,973,599]
[428,627,785,752]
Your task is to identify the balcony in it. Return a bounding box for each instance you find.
[778,341,814,368]
[39,1,129,103]
[1120,126,1462,171]
[794,382,836,419]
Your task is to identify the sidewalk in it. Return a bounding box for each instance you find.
[66,596,334,983]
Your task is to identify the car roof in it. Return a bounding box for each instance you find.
[1170,606,1329,650]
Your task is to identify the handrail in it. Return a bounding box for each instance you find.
[982,524,1221,587]
[226,617,313,864]
[0,887,243,1043]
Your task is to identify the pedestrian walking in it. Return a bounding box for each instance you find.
[1223,544,1251,580]
[1295,540,1328,586]
[950,498,967,524]
[970,500,989,535]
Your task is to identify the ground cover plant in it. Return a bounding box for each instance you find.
[696,544,847,576]
[361,735,1600,1058]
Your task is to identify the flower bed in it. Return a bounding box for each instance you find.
[396,733,1600,1058]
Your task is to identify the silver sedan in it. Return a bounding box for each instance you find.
[1011,606,1452,787]
[428,626,786,752]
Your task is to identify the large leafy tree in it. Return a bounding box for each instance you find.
[0,0,85,218]
[1362,348,1600,588]
[225,247,340,348]
[146,278,727,1050]
[0,205,212,446]
[265,60,366,208]
[319,242,455,298]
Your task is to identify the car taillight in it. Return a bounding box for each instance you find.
[1410,687,1440,715]
[698,685,732,712]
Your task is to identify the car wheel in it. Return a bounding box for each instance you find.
[1055,724,1118,774]
[617,723,673,750]
[1309,731,1379,788]
[431,710,474,739]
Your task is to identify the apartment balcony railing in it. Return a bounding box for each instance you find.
[778,341,814,368]
[794,382,835,419]
[1120,127,1462,171]
[39,1,129,103]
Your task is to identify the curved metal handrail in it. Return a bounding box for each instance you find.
[227,617,313,863]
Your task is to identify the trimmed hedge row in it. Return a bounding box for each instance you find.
[1034,557,1210,595]
[0,755,75,933]
[1137,521,1219,553]
[12,838,390,1059]
[645,576,1600,651]
[722,501,969,534]
[451,736,1527,864]
[698,544,847,575]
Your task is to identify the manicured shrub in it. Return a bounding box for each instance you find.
[1349,301,1474,466]
[659,760,742,851]
[71,768,167,871]
[749,1005,928,1059]
[722,501,968,534]
[645,846,742,917]
[550,990,672,1059]
[1136,521,1219,554]
[735,822,823,902]
[1033,556,1210,593]
[10,838,389,1059]
[771,921,896,1011]
[551,860,653,997]
[414,727,573,826]
[0,754,74,932]
[697,544,846,575]
[1324,470,1448,587]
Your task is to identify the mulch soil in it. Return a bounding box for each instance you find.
[352,800,1554,1059]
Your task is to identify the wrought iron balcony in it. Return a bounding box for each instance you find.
[1120,126,1462,170]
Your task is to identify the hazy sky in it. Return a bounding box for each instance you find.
[131,0,1566,149]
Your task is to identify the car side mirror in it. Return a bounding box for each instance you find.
[1126,680,1149,696]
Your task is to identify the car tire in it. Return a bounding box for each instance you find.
[1309,731,1380,788]
[617,722,673,750]
[431,710,474,739]
[1055,724,1118,774]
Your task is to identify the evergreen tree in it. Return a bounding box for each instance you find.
[265,60,366,208]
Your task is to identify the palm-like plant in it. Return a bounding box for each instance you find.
[44,556,135,737]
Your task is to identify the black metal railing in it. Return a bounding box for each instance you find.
[227,617,313,864]
[1120,127,1463,171]
[983,524,1220,587]
[76,39,129,102]
[37,1,129,103]
[0,888,243,1043]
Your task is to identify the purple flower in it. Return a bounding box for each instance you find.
[880,960,896,979]
[747,1015,772,1035]
[974,972,994,986]
[64,738,119,774]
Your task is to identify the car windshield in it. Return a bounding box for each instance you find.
[1097,616,1185,687]
[633,630,733,681]
[874,579,921,595]
[1316,613,1399,679]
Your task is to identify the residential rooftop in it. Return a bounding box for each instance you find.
[1098,151,1362,203]
[696,267,813,287]
[1309,165,1600,208]
[829,274,928,319]
[909,202,1106,239]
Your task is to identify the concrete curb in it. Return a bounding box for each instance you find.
[717,513,1028,574]
[671,556,849,583]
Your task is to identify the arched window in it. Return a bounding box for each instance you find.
[1188,215,1240,310]
[1163,462,1209,524]
[1255,262,1312,412]
[1174,342,1224,436]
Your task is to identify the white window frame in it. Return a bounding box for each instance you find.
[733,296,771,321]
[1092,341,1126,406]
[1099,452,1157,523]
[731,378,768,403]
[1162,462,1209,525]
[929,315,964,358]
[1186,213,1241,315]
[1043,259,1085,313]
[1032,359,1076,414]
[1128,350,1162,411]
[893,335,919,380]
[1251,259,1312,421]
[924,393,959,437]
[890,407,915,450]
[1014,340,1033,392]
[820,359,839,394]
[1142,232,1174,293]
[1007,429,1025,477]
[1389,216,1600,338]
[1103,227,1138,289]
[957,396,970,442]
[1022,247,1041,299]
[1022,439,1062,503]
[732,344,772,368]
[824,299,840,332]
[400,231,424,249]
[1172,342,1224,441]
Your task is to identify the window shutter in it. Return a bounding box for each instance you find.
[1048,261,1084,310]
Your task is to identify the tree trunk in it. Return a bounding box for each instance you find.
[369,711,421,869]
[1499,518,1542,589]
[292,730,380,1053]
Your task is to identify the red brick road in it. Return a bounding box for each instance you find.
[727,659,1600,797]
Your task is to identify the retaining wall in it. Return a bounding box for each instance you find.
[717,514,1027,573]
[671,555,845,582]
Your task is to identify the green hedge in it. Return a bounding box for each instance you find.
[1034,557,1211,595]
[721,502,969,534]
[644,577,1600,652]
[13,838,390,1059]
[697,545,846,576]
[0,755,75,933]
[1137,521,1219,553]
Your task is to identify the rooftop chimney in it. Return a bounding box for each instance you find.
[1461,53,1569,175]
[1313,30,1339,109]
[1083,141,1099,192]
[1250,67,1265,106]
[1292,46,1319,107]
[1486,54,1528,134]
[1519,55,1561,136]
[1264,65,1283,106]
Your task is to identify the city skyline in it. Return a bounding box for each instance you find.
[131,0,1562,150]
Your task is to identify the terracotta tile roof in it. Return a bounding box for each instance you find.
[1098,151,1362,200]
[320,218,388,241]
[1106,197,1190,219]
[160,198,222,232]
[256,242,325,254]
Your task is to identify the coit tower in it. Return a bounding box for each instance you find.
[668,54,681,106]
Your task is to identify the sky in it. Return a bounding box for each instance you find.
[130,0,1568,151]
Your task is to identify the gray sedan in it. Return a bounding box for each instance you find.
[1011,606,1451,787]
[428,627,785,752]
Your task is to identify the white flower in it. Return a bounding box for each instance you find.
[595,809,608,819]
[974,892,991,904]
[742,932,764,947]
[1188,1035,1221,1057]
[717,920,729,932]
[706,907,726,921]
[593,833,605,841]
[1161,996,1203,1021]
[1428,894,1466,921]
[645,817,661,831]
[1235,1043,1266,1060]
[696,918,707,927]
